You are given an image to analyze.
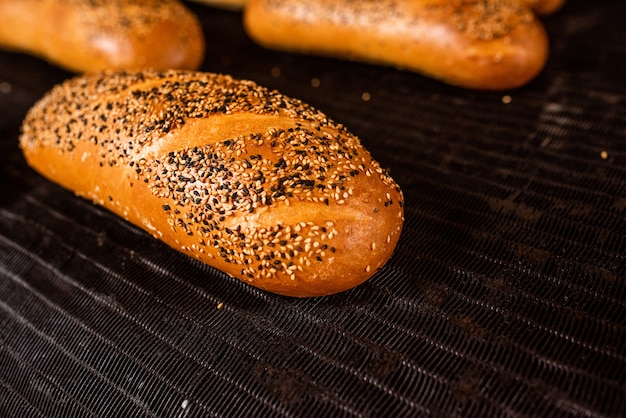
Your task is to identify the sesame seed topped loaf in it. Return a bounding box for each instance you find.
[244,0,549,90]
[19,70,404,297]
[0,0,205,73]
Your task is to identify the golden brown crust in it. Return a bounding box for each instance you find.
[523,0,566,15]
[0,0,205,73]
[244,0,549,90]
[19,70,404,297]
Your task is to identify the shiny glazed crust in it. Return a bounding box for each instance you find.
[19,70,405,297]
[244,0,549,90]
[0,0,205,73]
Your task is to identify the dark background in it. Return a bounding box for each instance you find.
[1,1,625,416]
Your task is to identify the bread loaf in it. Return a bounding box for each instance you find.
[244,0,549,90]
[523,0,566,15]
[0,0,205,73]
[19,70,404,297]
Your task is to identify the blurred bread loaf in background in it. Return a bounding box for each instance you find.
[244,0,550,90]
[0,0,205,73]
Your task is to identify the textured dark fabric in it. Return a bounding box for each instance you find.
[1,1,625,416]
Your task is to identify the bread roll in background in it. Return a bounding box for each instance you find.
[0,0,205,73]
[523,0,566,15]
[19,70,405,297]
[183,0,566,16]
[244,0,549,90]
